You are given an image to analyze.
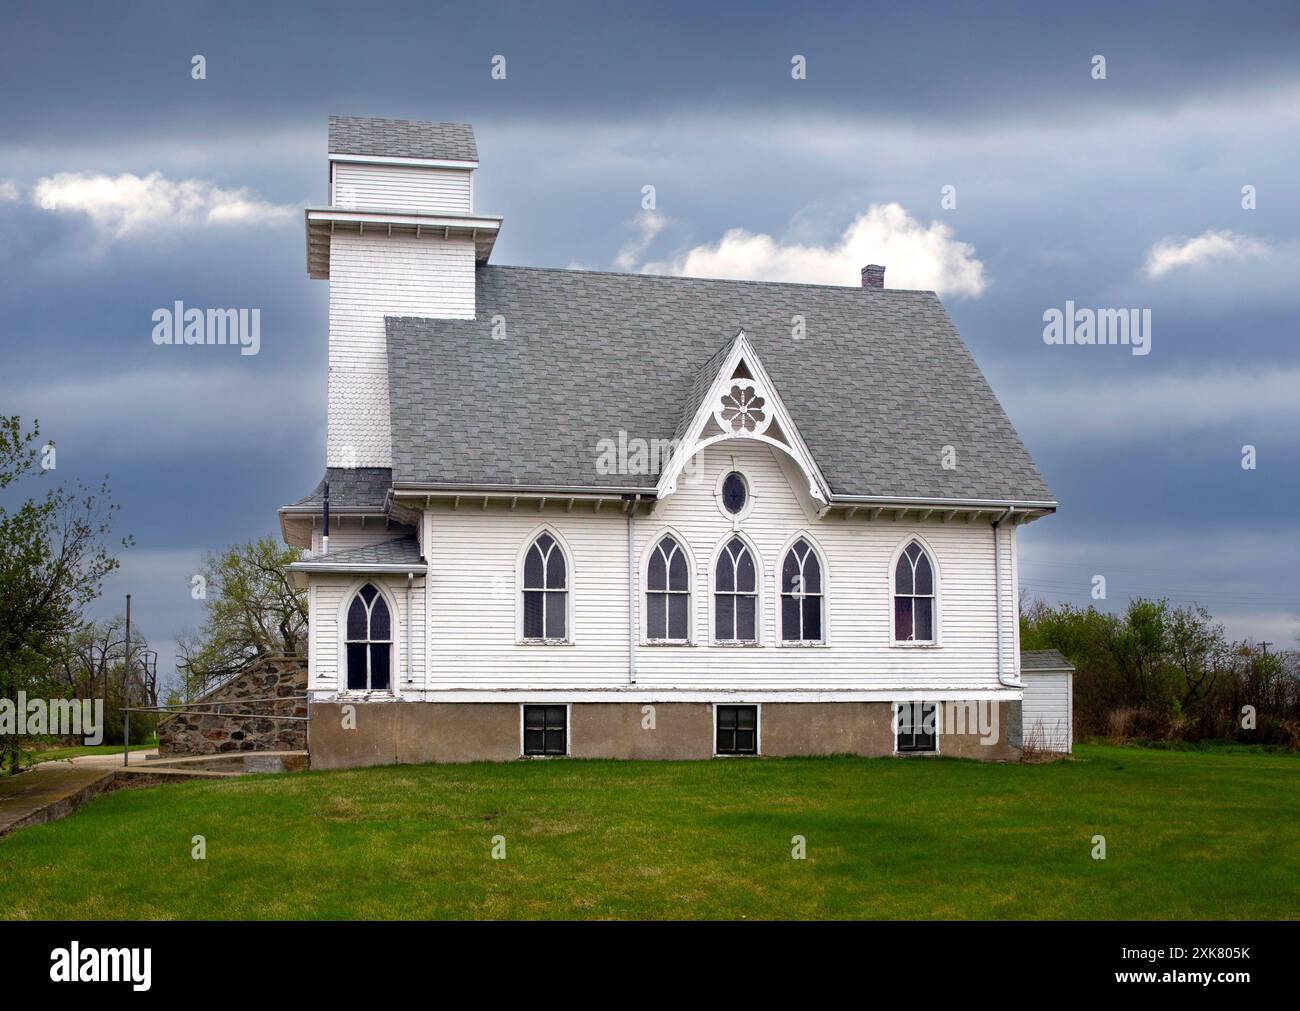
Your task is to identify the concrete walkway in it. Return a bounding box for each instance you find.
[0,749,164,838]
[0,748,309,838]
[0,763,117,838]
[63,748,159,770]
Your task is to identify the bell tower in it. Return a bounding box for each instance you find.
[305,116,502,469]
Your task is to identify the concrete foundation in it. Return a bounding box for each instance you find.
[569,703,714,760]
[760,702,893,757]
[308,699,1023,768]
[309,703,520,769]
[933,700,1021,761]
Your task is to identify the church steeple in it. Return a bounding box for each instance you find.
[306,116,501,280]
[306,116,503,470]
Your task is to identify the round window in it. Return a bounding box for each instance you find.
[721,471,748,514]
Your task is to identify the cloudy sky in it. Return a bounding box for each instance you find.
[2,0,1298,682]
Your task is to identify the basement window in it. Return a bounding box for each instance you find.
[896,702,938,754]
[523,705,568,756]
[716,705,758,755]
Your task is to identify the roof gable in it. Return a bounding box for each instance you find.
[658,332,830,507]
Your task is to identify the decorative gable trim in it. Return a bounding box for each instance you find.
[657,332,831,507]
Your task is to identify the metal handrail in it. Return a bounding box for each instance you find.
[121,705,307,720]
[137,696,307,709]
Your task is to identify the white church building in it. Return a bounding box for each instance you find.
[279,116,1071,767]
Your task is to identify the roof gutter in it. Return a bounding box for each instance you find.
[278,505,388,516]
[833,494,1057,510]
[389,485,1057,509]
[328,152,480,170]
[393,482,657,496]
[288,562,426,574]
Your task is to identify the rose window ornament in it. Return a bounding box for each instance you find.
[717,383,768,433]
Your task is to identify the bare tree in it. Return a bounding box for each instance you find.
[177,537,306,697]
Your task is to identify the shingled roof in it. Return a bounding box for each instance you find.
[328,116,478,162]
[384,266,1053,503]
[286,468,392,512]
[1020,649,1076,672]
[290,535,424,572]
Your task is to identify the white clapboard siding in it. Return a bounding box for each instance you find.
[333,163,473,214]
[422,439,1019,692]
[309,573,425,690]
[311,522,415,556]
[1022,671,1072,752]
[326,232,475,468]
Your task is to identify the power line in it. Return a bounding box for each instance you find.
[1019,576,1300,606]
[1020,554,1300,582]
[1024,579,1300,610]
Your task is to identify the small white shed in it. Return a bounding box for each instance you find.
[1020,649,1075,753]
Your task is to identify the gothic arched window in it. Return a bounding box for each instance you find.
[647,535,690,641]
[523,532,568,641]
[715,537,758,643]
[894,541,936,643]
[346,583,392,690]
[780,538,823,642]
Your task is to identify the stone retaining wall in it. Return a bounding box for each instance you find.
[158,656,307,756]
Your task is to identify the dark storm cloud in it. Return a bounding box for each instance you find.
[1,0,1297,679]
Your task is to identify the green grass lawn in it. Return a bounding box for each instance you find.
[0,744,1295,920]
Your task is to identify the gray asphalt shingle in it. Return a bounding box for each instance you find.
[290,468,393,510]
[304,535,423,567]
[1020,649,1075,671]
[328,116,478,162]
[384,265,1054,502]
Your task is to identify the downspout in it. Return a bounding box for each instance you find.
[628,494,639,684]
[993,506,1017,687]
[405,571,413,690]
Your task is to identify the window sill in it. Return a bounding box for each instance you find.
[778,640,829,648]
[642,639,694,647]
[518,638,575,646]
[890,641,941,649]
[712,640,763,648]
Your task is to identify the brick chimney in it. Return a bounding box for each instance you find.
[861,264,886,289]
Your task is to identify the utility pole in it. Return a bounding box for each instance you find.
[124,593,131,768]
[1259,641,1272,657]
